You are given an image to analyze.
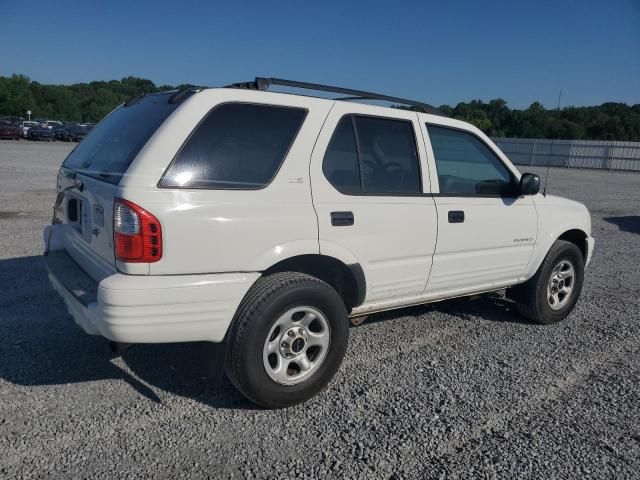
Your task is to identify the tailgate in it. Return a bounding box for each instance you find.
[50,91,184,281]
[55,169,118,282]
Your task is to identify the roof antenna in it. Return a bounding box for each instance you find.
[543,89,562,197]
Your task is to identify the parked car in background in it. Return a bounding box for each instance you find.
[27,125,56,141]
[53,125,69,141]
[0,121,21,140]
[0,116,24,124]
[42,120,64,129]
[56,124,89,142]
[15,120,40,137]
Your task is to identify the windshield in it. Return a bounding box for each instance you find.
[63,92,180,184]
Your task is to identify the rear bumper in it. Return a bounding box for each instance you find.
[46,250,259,343]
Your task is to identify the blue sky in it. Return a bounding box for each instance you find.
[1,0,638,108]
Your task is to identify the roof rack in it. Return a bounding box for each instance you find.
[226,77,446,116]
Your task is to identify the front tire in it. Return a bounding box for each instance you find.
[225,272,349,408]
[512,240,584,324]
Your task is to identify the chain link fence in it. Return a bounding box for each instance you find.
[492,138,640,171]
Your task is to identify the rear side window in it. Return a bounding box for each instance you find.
[323,115,421,195]
[63,93,180,184]
[427,125,514,195]
[322,117,361,194]
[160,103,307,189]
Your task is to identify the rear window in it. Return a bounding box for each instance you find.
[63,93,180,184]
[160,103,307,189]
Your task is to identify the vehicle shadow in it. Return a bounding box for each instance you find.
[0,255,252,410]
[1,255,530,410]
[604,215,640,235]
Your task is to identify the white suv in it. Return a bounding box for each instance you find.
[44,78,594,408]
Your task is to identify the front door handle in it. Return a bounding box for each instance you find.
[448,210,465,223]
[331,211,354,226]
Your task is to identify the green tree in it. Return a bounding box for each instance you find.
[0,74,638,141]
[0,74,37,117]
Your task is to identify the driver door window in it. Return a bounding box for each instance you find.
[427,125,514,196]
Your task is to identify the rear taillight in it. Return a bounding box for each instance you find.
[113,198,162,263]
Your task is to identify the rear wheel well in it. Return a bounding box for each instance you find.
[263,255,365,311]
[558,229,587,260]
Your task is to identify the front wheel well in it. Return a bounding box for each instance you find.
[262,255,365,311]
[557,229,588,260]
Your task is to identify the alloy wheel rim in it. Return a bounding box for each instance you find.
[262,306,331,385]
[547,259,575,310]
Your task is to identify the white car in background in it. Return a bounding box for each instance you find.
[44,78,594,408]
[15,120,40,137]
[42,120,64,129]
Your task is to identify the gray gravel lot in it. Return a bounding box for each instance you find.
[1,140,639,479]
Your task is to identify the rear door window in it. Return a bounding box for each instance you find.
[322,117,361,195]
[63,92,181,184]
[356,116,421,194]
[160,103,307,189]
[323,115,422,195]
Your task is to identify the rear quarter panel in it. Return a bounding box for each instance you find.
[118,89,333,275]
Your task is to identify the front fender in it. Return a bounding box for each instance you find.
[523,194,592,278]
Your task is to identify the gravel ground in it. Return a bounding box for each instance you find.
[1,140,639,479]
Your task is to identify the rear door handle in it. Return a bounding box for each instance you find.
[331,211,354,226]
[448,210,465,223]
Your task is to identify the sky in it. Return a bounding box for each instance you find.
[1,0,639,109]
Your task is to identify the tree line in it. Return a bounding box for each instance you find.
[1,74,638,141]
[0,74,184,124]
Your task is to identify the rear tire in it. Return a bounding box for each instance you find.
[511,240,584,324]
[225,271,349,408]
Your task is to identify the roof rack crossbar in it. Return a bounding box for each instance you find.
[226,77,445,116]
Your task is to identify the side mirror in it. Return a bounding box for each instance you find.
[518,173,540,196]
